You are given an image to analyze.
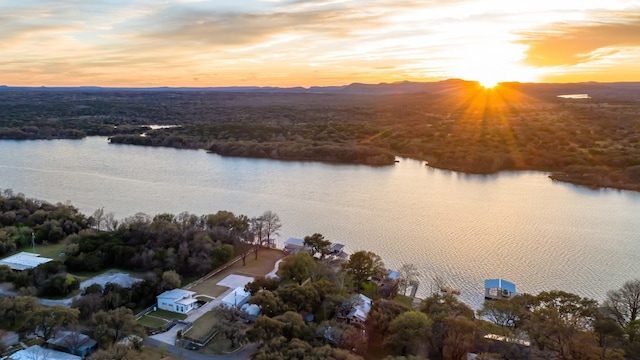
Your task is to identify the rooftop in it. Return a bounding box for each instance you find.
[484,279,517,293]
[8,345,81,360]
[347,294,372,321]
[156,289,196,301]
[330,243,345,252]
[284,237,304,247]
[387,270,400,280]
[241,303,261,316]
[221,287,251,307]
[0,252,53,271]
[47,331,96,349]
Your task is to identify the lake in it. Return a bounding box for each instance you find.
[1,136,639,309]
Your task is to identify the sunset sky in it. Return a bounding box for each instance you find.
[2,0,640,87]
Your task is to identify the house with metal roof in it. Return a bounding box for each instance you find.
[157,289,198,314]
[46,331,97,357]
[346,294,372,327]
[221,287,251,309]
[7,345,81,360]
[0,252,53,271]
[484,279,517,300]
[329,243,348,259]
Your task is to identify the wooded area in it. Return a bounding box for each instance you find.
[2,83,640,190]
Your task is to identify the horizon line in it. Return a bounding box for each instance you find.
[2,78,640,90]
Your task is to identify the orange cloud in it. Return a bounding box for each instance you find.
[520,16,640,67]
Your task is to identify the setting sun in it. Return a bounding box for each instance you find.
[478,78,499,89]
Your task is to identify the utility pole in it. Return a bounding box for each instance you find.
[32,232,35,252]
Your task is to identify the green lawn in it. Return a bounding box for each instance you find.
[394,294,415,308]
[148,309,188,321]
[200,336,240,356]
[185,310,217,340]
[22,241,67,260]
[138,315,168,328]
[361,282,379,300]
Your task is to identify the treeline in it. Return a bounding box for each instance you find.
[0,189,263,299]
[0,189,89,255]
[0,295,145,353]
[2,89,640,189]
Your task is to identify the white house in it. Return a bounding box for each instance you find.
[347,294,372,326]
[156,289,198,314]
[221,287,251,309]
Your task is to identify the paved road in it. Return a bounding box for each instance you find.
[143,337,257,360]
[0,284,76,306]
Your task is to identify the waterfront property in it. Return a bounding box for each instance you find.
[0,252,53,271]
[157,289,198,314]
[283,237,307,254]
[346,294,372,327]
[484,279,517,300]
[329,243,348,259]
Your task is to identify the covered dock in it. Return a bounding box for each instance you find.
[484,278,517,300]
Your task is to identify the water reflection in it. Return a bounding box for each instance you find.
[0,137,639,309]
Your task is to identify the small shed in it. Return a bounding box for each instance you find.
[240,303,261,322]
[221,287,251,308]
[484,279,517,300]
[157,289,198,314]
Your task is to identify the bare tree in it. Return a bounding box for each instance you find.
[103,212,119,231]
[235,230,254,266]
[261,210,281,248]
[92,208,104,230]
[604,279,640,340]
[398,263,418,296]
[250,216,266,260]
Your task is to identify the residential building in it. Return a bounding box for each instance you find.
[46,331,97,357]
[7,345,81,360]
[221,287,251,309]
[156,289,198,314]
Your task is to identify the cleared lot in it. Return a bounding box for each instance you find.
[189,249,285,298]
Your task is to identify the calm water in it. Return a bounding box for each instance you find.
[1,137,639,308]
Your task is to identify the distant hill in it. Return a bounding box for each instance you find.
[1,79,640,100]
